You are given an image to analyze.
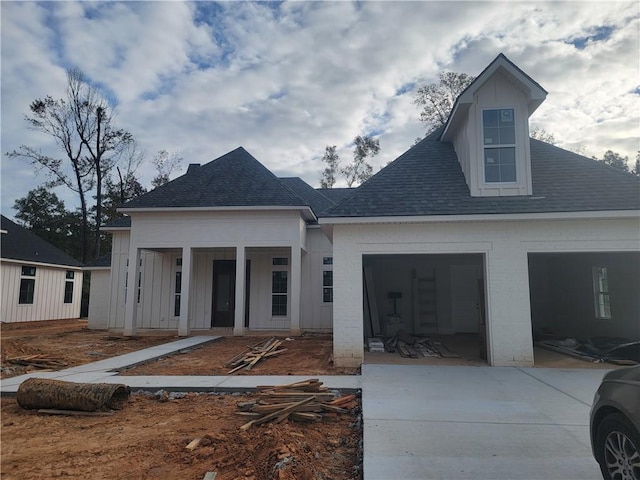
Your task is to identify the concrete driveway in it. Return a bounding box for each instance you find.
[362,364,607,480]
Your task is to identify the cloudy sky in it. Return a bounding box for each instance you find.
[1,1,639,218]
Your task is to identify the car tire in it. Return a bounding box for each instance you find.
[596,413,640,480]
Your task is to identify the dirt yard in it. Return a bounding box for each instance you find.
[1,320,362,479]
[0,320,172,379]
[121,335,359,376]
[1,391,362,480]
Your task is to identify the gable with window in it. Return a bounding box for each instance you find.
[441,54,546,198]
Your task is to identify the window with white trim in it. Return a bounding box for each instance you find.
[483,108,516,183]
[64,271,74,304]
[19,266,36,304]
[593,267,611,319]
[271,271,288,316]
[323,270,333,303]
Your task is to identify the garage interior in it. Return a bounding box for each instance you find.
[528,252,640,365]
[362,253,487,364]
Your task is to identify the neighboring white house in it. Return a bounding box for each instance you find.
[94,54,640,367]
[1,215,84,323]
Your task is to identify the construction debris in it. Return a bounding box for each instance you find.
[367,338,385,353]
[382,330,460,359]
[6,354,67,369]
[235,379,357,430]
[537,336,640,365]
[225,337,287,374]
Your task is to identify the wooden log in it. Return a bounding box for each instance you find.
[17,378,130,412]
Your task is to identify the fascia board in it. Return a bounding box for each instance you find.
[318,210,640,225]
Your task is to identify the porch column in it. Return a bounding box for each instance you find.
[123,247,141,336]
[178,246,192,336]
[290,244,301,335]
[233,245,246,336]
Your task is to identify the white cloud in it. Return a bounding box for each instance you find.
[2,1,639,218]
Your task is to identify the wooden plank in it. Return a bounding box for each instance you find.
[185,438,201,452]
[202,472,217,480]
[240,395,317,431]
[37,409,115,417]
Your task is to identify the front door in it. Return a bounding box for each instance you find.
[212,260,235,327]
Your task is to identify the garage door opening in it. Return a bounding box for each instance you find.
[362,253,488,365]
[528,252,640,366]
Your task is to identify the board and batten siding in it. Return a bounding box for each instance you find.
[1,261,82,322]
[87,269,110,329]
[300,227,333,331]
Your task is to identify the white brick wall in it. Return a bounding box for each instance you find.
[331,216,640,367]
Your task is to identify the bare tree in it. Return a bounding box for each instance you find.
[530,127,557,145]
[319,145,340,188]
[414,71,475,133]
[67,69,133,257]
[151,150,183,188]
[342,135,380,187]
[7,69,134,260]
[7,92,93,261]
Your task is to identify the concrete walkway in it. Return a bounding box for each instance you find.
[362,364,607,480]
[0,336,361,394]
[1,339,609,479]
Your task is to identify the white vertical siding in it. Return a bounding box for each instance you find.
[88,270,110,329]
[108,231,130,329]
[1,261,82,322]
[300,228,333,331]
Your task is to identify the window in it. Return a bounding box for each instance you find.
[137,264,143,304]
[323,257,333,265]
[64,271,74,304]
[272,257,288,266]
[22,266,36,277]
[18,266,36,304]
[271,271,288,316]
[483,108,516,183]
[174,271,182,317]
[323,270,333,303]
[593,267,611,319]
[19,279,35,304]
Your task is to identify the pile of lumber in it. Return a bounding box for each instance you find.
[6,354,67,369]
[225,337,286,374]
[235,379,357,430]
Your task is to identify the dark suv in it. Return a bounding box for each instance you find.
[590,366,640,480]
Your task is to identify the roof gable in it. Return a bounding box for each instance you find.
[122,147,307,210]
[0,215,83,267]
[441,53,547,142]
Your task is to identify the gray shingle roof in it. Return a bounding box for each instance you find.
[324,130,640,218]
[102,216,131,229]
[280,177,336,216]
[84,253,111,268]
[0,215,83,267]
[317,188,354,204]
[122,147,307,210]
